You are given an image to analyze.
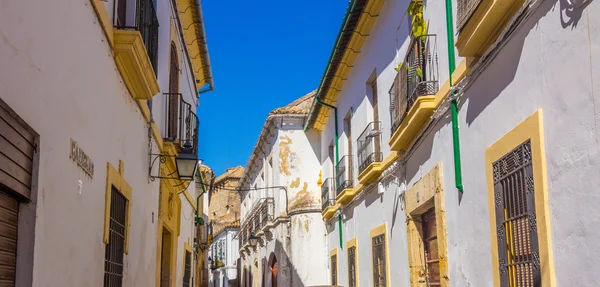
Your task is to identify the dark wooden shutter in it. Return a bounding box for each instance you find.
[0,190,18,286]
[168,43,180,140]
[183,251,191,287]
[457,0,482,32]
[0,99,35,200]
[422,208,441,286]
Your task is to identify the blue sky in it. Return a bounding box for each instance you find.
[197,0,348,176]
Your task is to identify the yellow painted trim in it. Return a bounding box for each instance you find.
[103,160,132,254]
[313,0,385,131]
[369,222,390,287]
[389,96,436,152]
[404,163,449,287]
[176,0,209,90]
[433,59,470,108]
[335,188,358,205]
[322,204,339,221]
[456,0,526,57]
[485,110,555,287]
[357,162,382,185]
[183,241,193,286]
[330,248,339,285]
[155,220,179,287]
[89,0,114,47]
[113,30,160,100]
[346,237,359,287]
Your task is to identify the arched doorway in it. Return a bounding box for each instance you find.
[268,253,278,287]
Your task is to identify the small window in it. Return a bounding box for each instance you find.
[493,140,540,286]
[104,187,127,287]
[183,250,192,287]
[330,254,338,285]
[348,246,357,287]
[372,234,387,287]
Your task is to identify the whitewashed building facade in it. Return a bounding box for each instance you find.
[0,0,212,285]
[308,0,600,286]
[237,92,330,287]
[209,229,240,287]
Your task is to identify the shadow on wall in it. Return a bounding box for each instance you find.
[465,0,567,126]
[559,0,593,28]
[243,239,306,287]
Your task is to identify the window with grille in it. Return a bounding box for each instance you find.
[104,187,127,287]
[330,254,337,285]
[422,208,441,286]
[183,250,192,287]
[348,246,357,287]
[493,140,540,287]
[372,234,387,287]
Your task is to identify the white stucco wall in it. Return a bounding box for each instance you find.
[322,0,600,286]
[0,0,201,285]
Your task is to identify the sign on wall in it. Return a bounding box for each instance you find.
[70,138,94,178]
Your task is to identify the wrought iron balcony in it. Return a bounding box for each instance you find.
[321,178,336,211]
[113,0,159,71]
[357,121,383,174]
[259,197,275,230]
[335,155,354,195]
[162,93,199,156]
[390,34,439,135]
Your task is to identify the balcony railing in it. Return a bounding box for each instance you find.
[357,121,383,174]
[113,0,159,71]
[390,34,439,134]
[162,93,199,156]
[321,178,336,210]
[259,198,275,230]
[335,155,354,195]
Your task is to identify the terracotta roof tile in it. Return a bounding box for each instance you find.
[270,90,316,115]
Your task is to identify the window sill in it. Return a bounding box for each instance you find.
[455,0,526,57]
[389,96,436,152]
[113,30,160,100]
[322,204,339,221]
[358,162,383,185]
[335,188,357,205]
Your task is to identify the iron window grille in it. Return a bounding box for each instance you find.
[161,93,199,156]
[331,254,337,285]
[335,155,354,195]
[112,0,159,72]
[493,140,540,287]
[372,234,387,287]
[357,121,383,174]
[104,187,127,287]
[183,251,192,287]
[390,34,439,135]
[321,178,336,211]
[348,246,357,287]
[456,0,482,31]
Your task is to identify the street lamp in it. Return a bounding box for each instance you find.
[175,141,199,180]
[248,233,259,247]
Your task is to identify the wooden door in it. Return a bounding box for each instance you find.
[270,258,277,287]
[0,190,18,286]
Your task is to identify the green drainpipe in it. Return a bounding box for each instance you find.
[445,0,464,192]
[194,170,209,256]
[315,98,343,249]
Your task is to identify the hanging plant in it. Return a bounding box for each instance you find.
[407,0,427,38]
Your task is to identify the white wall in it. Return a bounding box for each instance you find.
[0,0,201,285]
[323,0,600,286]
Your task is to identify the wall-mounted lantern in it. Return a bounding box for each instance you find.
[249,233,259,247]
[149,140,200,182]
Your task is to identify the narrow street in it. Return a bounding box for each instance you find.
[1,0,599,286]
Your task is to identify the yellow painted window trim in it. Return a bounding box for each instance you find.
[103,160,132,254]
[370,222,391,287]
[329,248,338,285]
[484,110,556,287]
[346,237,360,287]
[183,241,193,286]
[455,0,526,57]
[89,0,114,47]
[404,163,449,287]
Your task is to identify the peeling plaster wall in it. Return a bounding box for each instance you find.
[240,116,328,286]
[0,0,199,285]
[324,0,600,286]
